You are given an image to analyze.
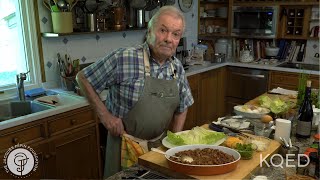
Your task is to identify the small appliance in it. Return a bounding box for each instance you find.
[231,6,278,38]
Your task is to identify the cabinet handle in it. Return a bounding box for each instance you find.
[12,137,18,143]
[232,72,265,79]
[71,119,76,125]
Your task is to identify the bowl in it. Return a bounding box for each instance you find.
[234,105,270,119]
[165,145,240,176]
[265,47,280,57]
[232,142,257,160]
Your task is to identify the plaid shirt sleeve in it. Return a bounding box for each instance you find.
[175,60,194,113]
[82,50,120,94]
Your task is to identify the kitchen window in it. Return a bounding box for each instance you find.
[0,0,41,98]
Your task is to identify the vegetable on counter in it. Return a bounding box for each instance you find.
[233,143,257,160]
[259,95,292,115]
[167,126,226,146]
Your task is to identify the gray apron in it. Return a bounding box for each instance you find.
[104,49,180,178]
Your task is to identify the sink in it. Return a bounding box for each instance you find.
[277,62,319,71]
[0,101,53,121]
[33,93,85,106]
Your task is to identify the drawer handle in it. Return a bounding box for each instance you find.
[12,137,18,143]
[71,119,77,125]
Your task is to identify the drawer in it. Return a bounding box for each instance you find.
[271,73,299,87]
[0,124,45,151]
[48,109,95,136]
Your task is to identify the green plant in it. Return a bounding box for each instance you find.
[297,73,309,107]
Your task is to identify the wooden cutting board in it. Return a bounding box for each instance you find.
[138,129,281,179]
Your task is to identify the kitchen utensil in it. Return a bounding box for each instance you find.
[130,0,147,9]
[151,148,193,163]
[279,137,289,148]
[279,145,299,159]
[57,0,68,11]
[288,138,293,148]
[265,47,280,57]
[165,145,240,176]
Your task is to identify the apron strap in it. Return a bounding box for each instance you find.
[143,48,176,79]
[143,49,151,77]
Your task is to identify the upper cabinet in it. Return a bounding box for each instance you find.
[277,5,313,39]
[198,0,319,40]
[199,0,230,39]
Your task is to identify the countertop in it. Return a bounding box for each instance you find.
[0,61,319,131]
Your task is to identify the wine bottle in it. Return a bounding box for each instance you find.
[296,80,313,138]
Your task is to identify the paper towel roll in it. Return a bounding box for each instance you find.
[274,118,292,142]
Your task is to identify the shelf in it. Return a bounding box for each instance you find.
[200,17,228,19]
[307,37,320,40]
[309,19,320,22]
[233,1,319,6]
[42,28,147,37]
[200,1,228,5]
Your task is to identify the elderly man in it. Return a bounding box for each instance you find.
[76,5,193,177]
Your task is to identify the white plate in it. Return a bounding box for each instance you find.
[162,130,226,149]
[234,105,270,119]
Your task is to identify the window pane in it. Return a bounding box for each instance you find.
[0,0,28,88]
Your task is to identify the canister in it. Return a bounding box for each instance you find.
[215,39,229,58]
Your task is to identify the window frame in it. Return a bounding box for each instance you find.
[0,0,43,100]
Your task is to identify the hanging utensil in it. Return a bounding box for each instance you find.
[57,0,68,12]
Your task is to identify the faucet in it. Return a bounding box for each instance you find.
[16,71,29,101]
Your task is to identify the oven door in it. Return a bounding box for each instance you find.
[226,67,269,101]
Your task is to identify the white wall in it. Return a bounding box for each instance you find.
[37,0,198,87]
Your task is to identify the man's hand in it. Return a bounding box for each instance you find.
[100,112,124,136]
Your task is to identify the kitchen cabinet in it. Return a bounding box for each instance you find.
[268,70,320,90]
[198,0,230,39]
[199,67,226,124]
[0,106,101,179]
[184,67,226,129]
[184,74,200,130]
[278,6,312,39]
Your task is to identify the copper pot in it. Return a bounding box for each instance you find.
[165,145,240,176]
[113,7,126,25]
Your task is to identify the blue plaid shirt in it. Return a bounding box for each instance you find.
[83,42,194,118]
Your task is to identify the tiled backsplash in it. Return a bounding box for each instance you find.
[37,0,198,87]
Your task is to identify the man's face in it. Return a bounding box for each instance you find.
[148,13,183,62]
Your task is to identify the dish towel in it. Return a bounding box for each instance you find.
[121,133,148,169]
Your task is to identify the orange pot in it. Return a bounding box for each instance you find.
[165,145,241,176]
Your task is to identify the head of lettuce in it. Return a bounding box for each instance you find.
[166,126,226,146]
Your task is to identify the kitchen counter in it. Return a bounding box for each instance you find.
[0,61,318,131]
[185,60,320,77]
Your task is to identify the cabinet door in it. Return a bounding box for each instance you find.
[199,1,230,38]
[199,69,219,125]
[47,125,100,179]
[184,74,200,130]
[278,6,312,39]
